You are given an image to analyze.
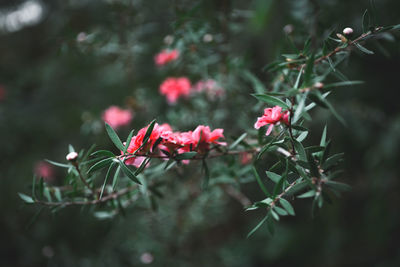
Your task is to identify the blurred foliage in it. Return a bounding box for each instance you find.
[1,0,399,266]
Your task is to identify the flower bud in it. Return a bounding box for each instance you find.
[343,27,353,35]
[66,152,78,161]
[336,33,347,43]
[314,82,324,89]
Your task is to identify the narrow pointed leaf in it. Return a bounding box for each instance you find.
[280,198,295,215]
[18,193,34,204]
[118,160,141,184]
[252,94,289,109]
[105,123,125,151]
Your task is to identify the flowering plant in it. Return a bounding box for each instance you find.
[18,7,400,239]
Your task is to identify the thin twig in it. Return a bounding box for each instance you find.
[35,185,138,207]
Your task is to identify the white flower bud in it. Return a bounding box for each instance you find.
[66,152,78,161]
[343,27,353,35]
[203,33,213,42]
[76,32,87,42]
[314,82,324,89]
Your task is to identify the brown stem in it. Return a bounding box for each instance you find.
[270,179,298,208]
[72,162,94,195]
[300,27,382,69]
[35,185,138,207]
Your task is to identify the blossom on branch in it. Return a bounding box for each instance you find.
[123,123,226,167]
[254,106,290,135]
[159,77,191,104]
[154,49,179,66]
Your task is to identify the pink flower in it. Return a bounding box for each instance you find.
[102,106,133,130]
[123,122,226,166]
[193,79,225,99]
[34,161,54,182]
[154,49,180,66]
[159,77,191,104]
[254,106,290,136]
[239,152,253,165]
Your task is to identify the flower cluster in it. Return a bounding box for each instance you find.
[254,106,290,135]
[124,123,226,167]
[102,106,133,130]
[154,49,180,66]
[159,77,191,104]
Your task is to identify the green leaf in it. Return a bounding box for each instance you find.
[247,214,268,238]
[324,81,364,89]
[320,125,327,147]
[68,144,75,153]
[296,131,308,142]
[18,193,34,204]
[43,187,52,202]
[100,162,116,199]
[273,206,288,216]
[297,190,316,198]
[134,158,151,176]
[306,146,325,153]
[293,139,307,161]
[105,123,125,151]
[270,209,280,221]
[87,158,113,174]
[143,119,157,143]
[118,160,141,184]
[354,42,374,54]
[307,153,320,178]
[362,9,370,33]
[324,180,352,192]
[279,198,295,216]
[266,171,281,183]
[252,94,289,109]
[90,150,115,158]
[175,152,197,160]
[124,130,135,154]
[303,53,315,87]
[293,92,308,123]
[112,165,121,190]
[294,66,304,89]
[229,133,247,150]
[253,167,270,197]
[53,188,62,202]
[45,159,70,168]
[322,153,344,170]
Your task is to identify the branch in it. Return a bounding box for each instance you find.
[35,185,138,207]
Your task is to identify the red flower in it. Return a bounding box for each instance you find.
[154,49,179,66]
[159,77,191,104]
[123,123,226,166]
[254,106,290,136]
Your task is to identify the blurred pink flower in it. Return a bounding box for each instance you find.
[34,161,54,181]
[102,106,133,130]
[254,106,290,136]
[154,49,179,66]
[239,152,253,165]
[159,77,191,104]
[193,79,225,99]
